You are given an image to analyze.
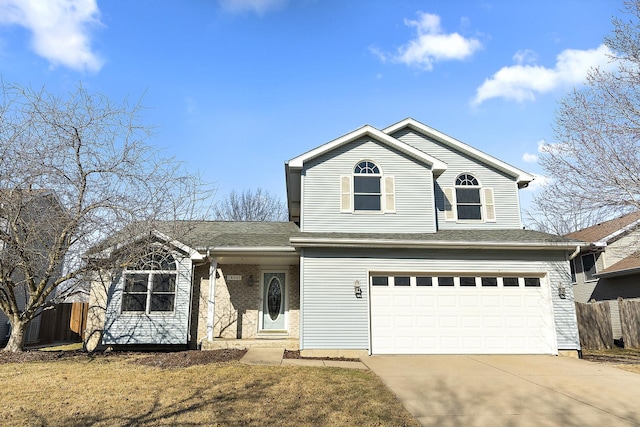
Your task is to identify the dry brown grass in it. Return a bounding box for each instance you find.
[0,354,418,426]
[583,347,640,374]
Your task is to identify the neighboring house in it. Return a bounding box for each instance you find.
[86,118,582,356]
[566,211,640,340]
[0,190,66,346]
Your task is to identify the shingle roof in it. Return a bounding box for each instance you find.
[159,221,301,249]
[596,251,640,278]
[565,211,640,243]
[92,221,578,255]
[292,229,579,245]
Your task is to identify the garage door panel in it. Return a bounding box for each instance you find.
[371,275,556,355]
[462,316,482,328]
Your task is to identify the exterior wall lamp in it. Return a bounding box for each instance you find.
[354,280,362,298]
[558,284,566,299]
[247,275,257,287]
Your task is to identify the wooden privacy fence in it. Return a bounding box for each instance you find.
[575,301,613,350]
[35,302,88,345]
[619,298,640,348]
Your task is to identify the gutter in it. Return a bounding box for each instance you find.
[289,237,582,250]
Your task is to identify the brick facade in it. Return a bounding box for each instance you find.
[195,262,300,341]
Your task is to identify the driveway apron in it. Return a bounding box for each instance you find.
[364,355,640,427]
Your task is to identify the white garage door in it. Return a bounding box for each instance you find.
[370,275,557,355]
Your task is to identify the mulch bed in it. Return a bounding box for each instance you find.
[0,348,361,367]
[0,349,247,368]
[131,349,247,368]
[283,349,361,362]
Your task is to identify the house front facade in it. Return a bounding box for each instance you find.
[85,118,582,356]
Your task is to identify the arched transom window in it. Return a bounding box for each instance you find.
[455,173,482,220]
[353,161,381,211]
[123,249,177,313]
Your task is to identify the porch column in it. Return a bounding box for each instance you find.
[206,256,218,341]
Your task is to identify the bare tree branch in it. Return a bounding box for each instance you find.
[0,82,212,351]
[527,1,640,234]
[214,188,288,222]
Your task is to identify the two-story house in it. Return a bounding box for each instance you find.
[85,118,582,356]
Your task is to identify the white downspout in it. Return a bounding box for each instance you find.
[206,251,218,341]
[569,245,581,260]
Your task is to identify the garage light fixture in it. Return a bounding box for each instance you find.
[558,284,566,299]
[354,280,362,298]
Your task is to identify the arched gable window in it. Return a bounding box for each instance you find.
[353,161,381,211]
[123,249,177,313]
[455,173,482,220]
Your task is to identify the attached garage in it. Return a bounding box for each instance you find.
[370,274,557,355]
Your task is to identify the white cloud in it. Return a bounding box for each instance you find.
[220,0,287,15]
[374,12,482,70]
[523,174,552,192]
[513,49,537,65]
[472,44,615,105]
[522,139,546,162]
[0,0,103,72]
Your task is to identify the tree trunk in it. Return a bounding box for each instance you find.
[3,319,27,352]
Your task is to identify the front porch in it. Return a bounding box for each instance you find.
[201,337,300,350]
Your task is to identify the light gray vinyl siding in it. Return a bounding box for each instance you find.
[301,137,436,233]
[392,129,523,230]
[103,256,192,345]
[301,248,579,351]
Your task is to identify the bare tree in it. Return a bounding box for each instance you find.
[214,188,288,221]
[528,0,640,233]
[0,82,210,352]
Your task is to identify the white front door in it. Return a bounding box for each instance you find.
[262,272,286,330]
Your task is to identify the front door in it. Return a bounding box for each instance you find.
[262,272,286,330]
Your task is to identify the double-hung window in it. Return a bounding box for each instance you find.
[341,160,395,213]
[353,161,381,211]
[455,174,482,220]
[443,173,495,222]
[581,253,597,281]
[123,249,177,313]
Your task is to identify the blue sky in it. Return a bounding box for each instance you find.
[0,0,623,215]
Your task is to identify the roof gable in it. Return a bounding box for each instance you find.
[287,124,447,174]
[565,211,640,243]
[383,118,534,188]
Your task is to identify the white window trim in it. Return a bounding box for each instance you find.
[342,160,396,214]
[444,173,495,223]
[122,269,178,315]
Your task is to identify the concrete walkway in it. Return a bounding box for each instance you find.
[239,347,368,369]
[364,355,640,427]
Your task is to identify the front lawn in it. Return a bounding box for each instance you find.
[0,351,418,426]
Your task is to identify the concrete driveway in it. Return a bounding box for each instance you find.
[363,355,640,426]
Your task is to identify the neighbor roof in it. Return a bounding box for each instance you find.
[565,211,640,243]
[595,251,640,278]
